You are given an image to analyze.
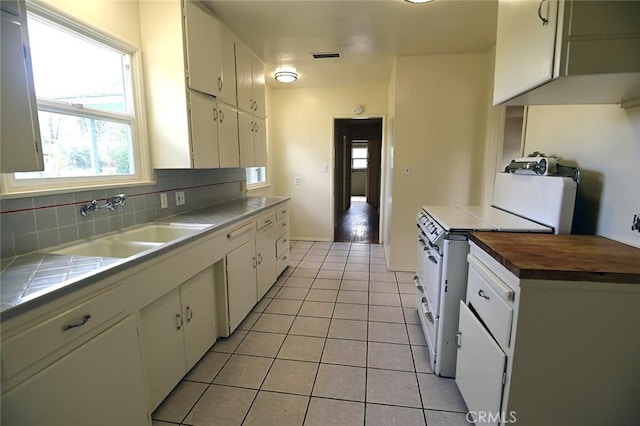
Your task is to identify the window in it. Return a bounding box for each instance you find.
[246,167,266,187]
[352,143,368,170]
[5,5,149,192]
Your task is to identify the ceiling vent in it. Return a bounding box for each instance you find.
[312,52,341,59]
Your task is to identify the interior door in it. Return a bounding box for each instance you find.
[367,139,382,206]
[456,302,507,426]
[344,137,352,211]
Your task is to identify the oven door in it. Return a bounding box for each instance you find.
[421,241,443,316]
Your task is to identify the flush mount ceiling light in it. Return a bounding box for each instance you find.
[274,70,298,83]
[404,0,434,3]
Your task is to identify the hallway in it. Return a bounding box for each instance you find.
[334,200,379,244]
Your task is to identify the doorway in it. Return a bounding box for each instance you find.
[333,118,383,243]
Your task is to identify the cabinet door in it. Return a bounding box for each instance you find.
[251,57,266,118]
[1,7,43,173]
[256,228,277,300]
[189,91,220,168]
[238,110,255,167]
[180,268,217,371]
[1,316,148,426]
[493,0,559,104]
[253,117,267,167]
[140,288,186,410]
[235,43,253,114]
[456,302,506,426]
[219,30,237,106]
[184,1,221,97]
[226,240,258,333]
[218,102,240,168]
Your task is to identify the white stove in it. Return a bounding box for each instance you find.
[415,173,577,378]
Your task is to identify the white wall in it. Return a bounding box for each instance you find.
[37,0,142,46]
[387,53,491,270]
[524,105,640,248]
[269,85,388,241]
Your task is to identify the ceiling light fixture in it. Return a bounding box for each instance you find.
[404,0,434,3]
[274,70,298,83]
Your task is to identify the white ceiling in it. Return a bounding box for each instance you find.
[203,0,498,88]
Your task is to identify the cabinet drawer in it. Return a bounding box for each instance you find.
[1,285,127,380]
[276,205,289,221]
[276,218,289,237]
[277,251,290,275]
[256,211,276,231]
[276,234,290,258]
[466,254,514,349]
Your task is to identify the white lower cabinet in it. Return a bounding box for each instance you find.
[226,239,258,333]
[256,227,277,300]
[140,267,216,410]
[456,302,507,426]
[1,315,148,425]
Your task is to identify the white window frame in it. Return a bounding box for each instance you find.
[1,2,152,196]
[246,166,268,190]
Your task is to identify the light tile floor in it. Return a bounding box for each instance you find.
[152,241,471,426]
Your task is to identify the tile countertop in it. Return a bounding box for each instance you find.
[0,196,290,320]
[469,232,640,284]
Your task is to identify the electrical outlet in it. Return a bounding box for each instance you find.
[322,164,329,173]
[160,193,168,209]
[295,176,301,185]
[175,191,185,206]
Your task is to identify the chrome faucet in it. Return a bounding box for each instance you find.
[80,194,127,217]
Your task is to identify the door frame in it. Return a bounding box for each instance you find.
[331,115,386,243]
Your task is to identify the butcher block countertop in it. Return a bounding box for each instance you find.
[469,232,640,284]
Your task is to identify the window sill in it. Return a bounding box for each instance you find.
[247,183,271,193]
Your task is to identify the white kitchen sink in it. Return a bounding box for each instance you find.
[50,240,163,258]
[49,223,209,258]
[108,223,209,243]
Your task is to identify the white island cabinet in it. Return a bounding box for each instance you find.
[494,0,640,105]
[456,234,640,426]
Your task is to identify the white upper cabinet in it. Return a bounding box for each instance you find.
[0,1,44,173]
[494,0,640,105]
[238,111,266,168]
[184,1,222,98]
[236,42,266,118]
[140,0,241,169]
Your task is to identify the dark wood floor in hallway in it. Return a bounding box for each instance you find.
[334,201,380,244]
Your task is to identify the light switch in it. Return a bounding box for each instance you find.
[295,176,301,185]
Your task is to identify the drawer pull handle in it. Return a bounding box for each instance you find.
[176,313,183,330]
[427,255,437,264]
[282,222,287,227]
[63,314,91,331]
[264,219,272,225]
[282,239,288,244]
[186,306,193,322]
[478,289,490,300]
